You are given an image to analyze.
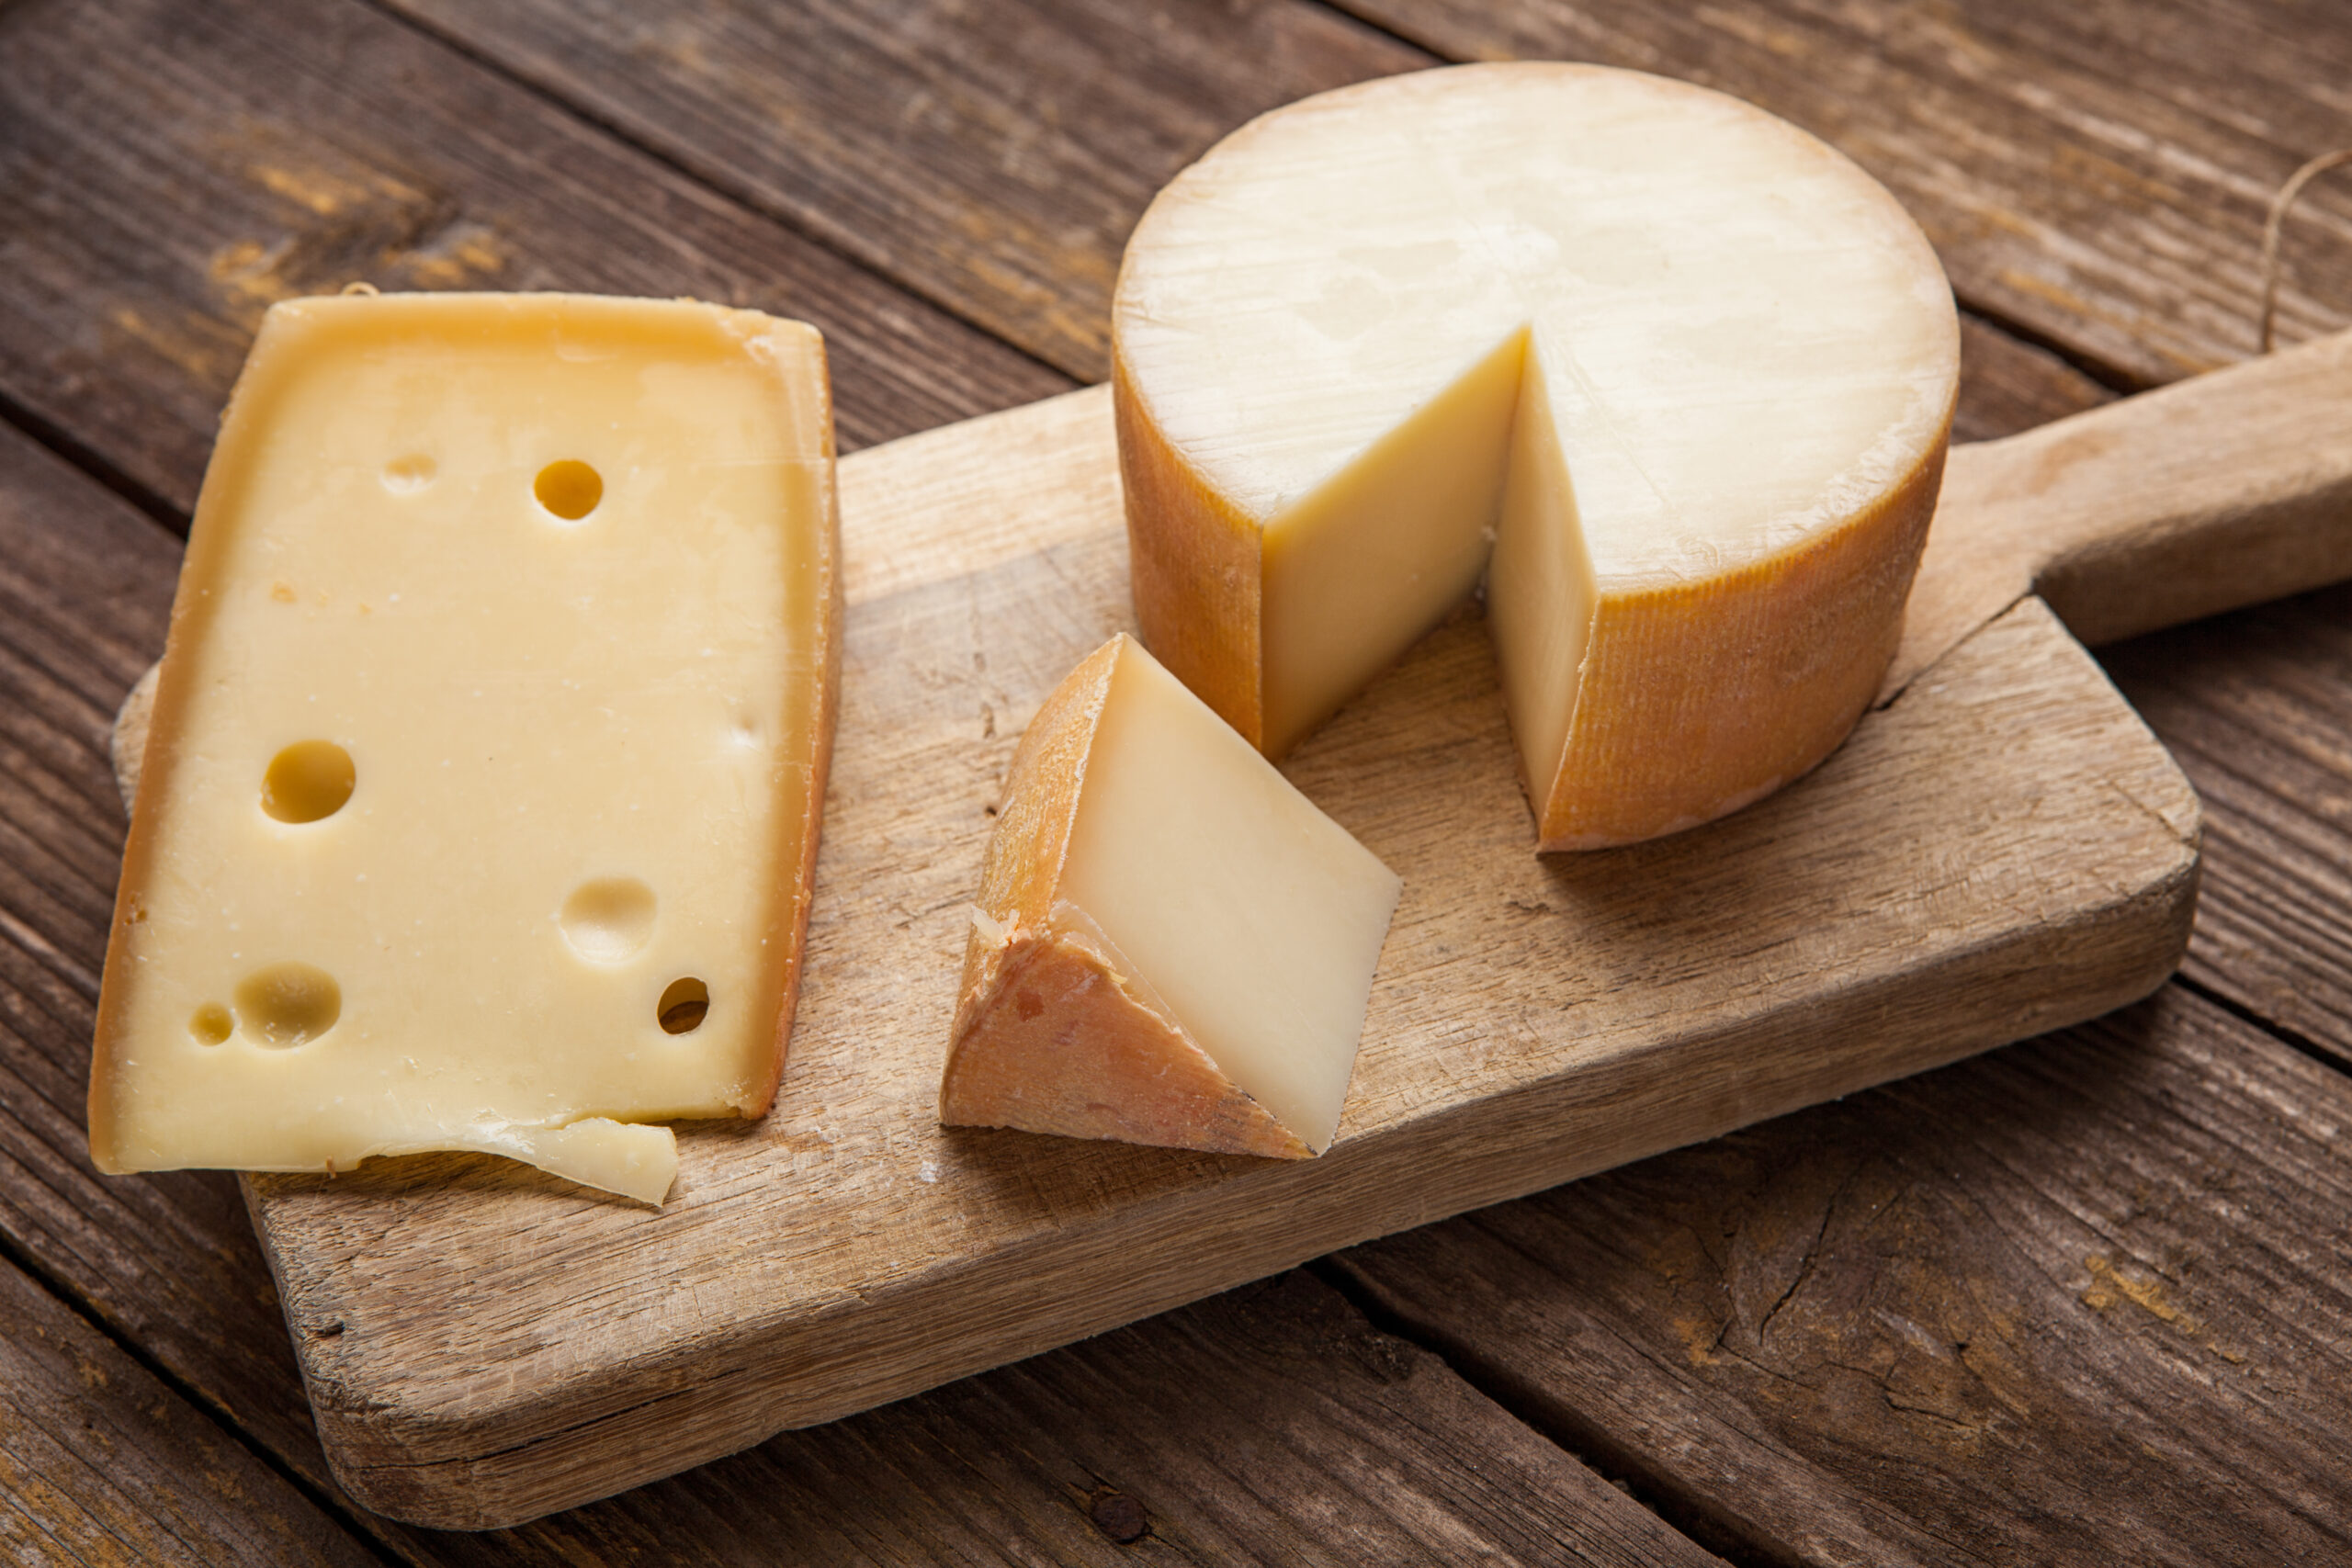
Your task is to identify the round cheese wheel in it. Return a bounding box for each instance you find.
[1112,63,1959,848]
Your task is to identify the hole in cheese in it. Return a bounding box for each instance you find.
[188,1003,232,1047]
[261,740,356,824]
[558,877,657,965]
[658,976,710,1034]
[381,454,435,494]
[535,458,604,521]
[232,963,341,1050]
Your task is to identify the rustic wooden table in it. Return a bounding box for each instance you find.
[6,2,2352,1562]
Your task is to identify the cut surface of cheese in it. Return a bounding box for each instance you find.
[943,635,1400,1157]
[88,293,842,1204]
[1114,63,1959,847]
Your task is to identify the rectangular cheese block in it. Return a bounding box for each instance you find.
[88,292,841,1204]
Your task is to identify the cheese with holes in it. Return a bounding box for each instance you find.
[1114,63,1959,847]
[88,293,841,1204]
[943,635,1399,1157]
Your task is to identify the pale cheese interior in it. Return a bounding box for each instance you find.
[92,295,834,1202]
[1057,641,1400,1151]
[1115,63,1959,771]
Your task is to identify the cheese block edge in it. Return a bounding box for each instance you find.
[88,292,844,1201]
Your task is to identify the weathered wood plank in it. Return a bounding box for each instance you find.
[1332,986,2352,1567]
[0,0,1069,518]
[376,0,2352,390]
[0,339,1724,1566]
[0,1250,380,1568]
[379,0,1431,381]
[1951,316,2112,442]
[0,422,344,1500]
[413,1271,1723,1567]
[2103,584,2352,1066]
[0,0,2120,500]
[1340,0,2352,385]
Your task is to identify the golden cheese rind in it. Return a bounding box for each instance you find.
[944,921,1311,1160]
[1114,355,1269,751]
[1112,63,1960,849]
[89,292,842,1202]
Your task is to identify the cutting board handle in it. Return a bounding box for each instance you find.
[1888,324,2352,695]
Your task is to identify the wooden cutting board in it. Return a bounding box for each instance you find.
[119,329,2352,1530]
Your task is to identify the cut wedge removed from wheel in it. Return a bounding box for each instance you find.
[1114,63,1960,848]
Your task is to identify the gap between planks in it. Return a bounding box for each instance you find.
[0,385,184,542]
[343,0,1084,391]
[0,1178,401,1566]
[1305,1255,1779,1568]
[2176,972,2352,1085]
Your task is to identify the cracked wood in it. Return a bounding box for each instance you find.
[1332,987,2352,1567]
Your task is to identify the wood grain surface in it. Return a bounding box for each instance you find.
[0,0,1069,516]
[234,387,2198,1528]
[0,1249,379,1568]
[2107,589,2352,1065]
[1333,987,2352,1567]
[7,0,2352,1559]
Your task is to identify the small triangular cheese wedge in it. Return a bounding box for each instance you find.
[943,636,1400,1158]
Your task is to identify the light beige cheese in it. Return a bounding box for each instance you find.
[1114,63,1960,847]
[944,635,1399,1157]
[89,293,841,1204]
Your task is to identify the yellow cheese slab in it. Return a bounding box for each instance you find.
[1114,64,1959,846]
[89,293,841,1204]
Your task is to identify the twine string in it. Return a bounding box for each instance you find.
[2259,147,2352,353]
